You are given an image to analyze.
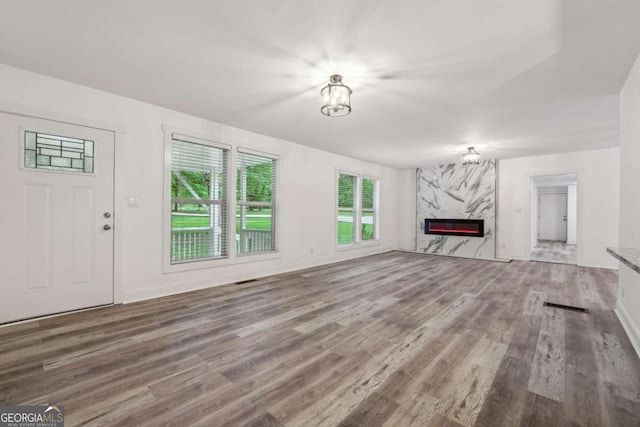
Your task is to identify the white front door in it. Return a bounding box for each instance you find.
[538,193,568,241]
[0,112,114,324]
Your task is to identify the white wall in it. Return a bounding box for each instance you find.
[0,64,403,303]
[567,184,577,244]
[618,52,640,354]
[530,180,538,251]
[396,169,417,251]
[497,149,619,268]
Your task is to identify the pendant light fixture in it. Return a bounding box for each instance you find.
[321,74,352,117]
[462,147,480,166]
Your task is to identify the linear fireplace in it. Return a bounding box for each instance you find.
[424,218,484,237]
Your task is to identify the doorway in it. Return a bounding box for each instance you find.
[539,193,568,241]
[0,112,115,324]
[530,174,577,265]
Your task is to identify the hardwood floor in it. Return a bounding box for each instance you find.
[1,251,639,426]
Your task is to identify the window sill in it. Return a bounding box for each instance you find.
[163,251,282,274]
[335,240,380,252]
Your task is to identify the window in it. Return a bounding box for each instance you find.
[361,178,377,241]
[24,131,94,173]
[236,150,278,254]
[170,137,228,263]
[337,172,378,245]
[338,173,357,244]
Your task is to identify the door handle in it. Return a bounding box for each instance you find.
[103,224,112,231]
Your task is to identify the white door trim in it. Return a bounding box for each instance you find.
[526,170,582,264]
[0,104,126,305]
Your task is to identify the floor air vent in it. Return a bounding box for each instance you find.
[543,302,588,313]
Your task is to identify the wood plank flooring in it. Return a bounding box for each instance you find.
[1,251,639,426]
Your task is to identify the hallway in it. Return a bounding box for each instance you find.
[531,240,577,265]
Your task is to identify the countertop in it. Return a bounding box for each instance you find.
[607,247,640,275]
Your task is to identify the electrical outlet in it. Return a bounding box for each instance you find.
[310,247,314,255]
[128,197,140,208]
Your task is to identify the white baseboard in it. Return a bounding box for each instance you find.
[123,246,394,304]
[124,277,231,303]
[615,300,640,359]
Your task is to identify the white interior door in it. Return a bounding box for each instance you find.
[0,112,114,324]
[538,193,568,241]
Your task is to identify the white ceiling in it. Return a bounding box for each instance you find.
[1,0,639,169]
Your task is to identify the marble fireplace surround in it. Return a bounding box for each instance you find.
[416,160,497,260]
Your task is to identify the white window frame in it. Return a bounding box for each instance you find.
[162,127,282,273]
[360,176,379,243]
[236,147,280,256]
[335,169,380,250]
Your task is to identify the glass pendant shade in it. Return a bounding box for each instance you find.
[462,147,480,166]
[321,74,352,117]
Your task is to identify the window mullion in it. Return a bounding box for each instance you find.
[171,198,222,205]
